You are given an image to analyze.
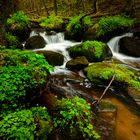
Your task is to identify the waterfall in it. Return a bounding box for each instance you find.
[30,30,81,73]
[107,33,140,64]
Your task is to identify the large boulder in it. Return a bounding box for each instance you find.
[83,62,140,91]
[35,50,64,66]
[68,41,112,62]
[66,56,89,70]
[25,35,46,49]
[119,36,140,57]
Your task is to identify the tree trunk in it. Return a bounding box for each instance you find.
[0,0,18,45]
[54,0,57,15]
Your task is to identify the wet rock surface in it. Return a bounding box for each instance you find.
[35,50,64,66]
[96,100,117,140]
[119,36,140,57]
[39,74,96,109]
[66,56,89,70]
[25,35,46,49]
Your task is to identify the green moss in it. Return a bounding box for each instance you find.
[66,15,91,37]
[94,15,134,37]
[7,11,29,31]
[84,62,140,90]
[5,32,20,48]
[68,40,108,62]
[39,16,64,30]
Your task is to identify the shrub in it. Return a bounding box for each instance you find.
[94,15,134,37]
[68,40,109,62]
[0,107,52,140]
[39,16,64,30]
[5,32,20,48]
[66,15,91,37]
[0,49,53,115]
[7,11,29,31]
[53,97,100,139]
[84,62,140,90]
[0,45,6,50]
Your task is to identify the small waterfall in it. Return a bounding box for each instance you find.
[30,30,81,73]
[107,33,140,64]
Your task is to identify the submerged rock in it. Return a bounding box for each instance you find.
[119,36,140,57]
[35,50,64,66]
[68,40,112,62]
[25,35,46,49]
[66,56,89,70]
[96,100,117,140]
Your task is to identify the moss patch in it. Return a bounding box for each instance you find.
[84,62,140,90]
[68,40,111,62]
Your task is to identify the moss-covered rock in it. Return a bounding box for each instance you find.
[6,11,31,42]
[94,15,134,39]
[25,35,46,49]
[39,16,64,31]
[66,56,89,70]
[35,50,64,66]
[84,62,140,90]
[68,41,112,62]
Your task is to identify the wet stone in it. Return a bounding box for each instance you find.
[96,100,117,140]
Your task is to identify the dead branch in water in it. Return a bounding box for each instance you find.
[92,64,116,105]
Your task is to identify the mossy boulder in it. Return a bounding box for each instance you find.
[35,50,64,66]
[25,35,46,49]
[39,16,65,31]
[93,15,134,41]
[84,62,140,90]
[66,56,89,70]
[6,11,31,42]
[68,41,112,62]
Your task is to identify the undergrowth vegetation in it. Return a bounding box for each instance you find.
[53,97,100,139]
[66,15,91,39]
[5,32,20,48]
[0,49,53,116]
[7,11,30,31]
[94,15,134,37]
[0,107,52,140]
[39,16,64,30]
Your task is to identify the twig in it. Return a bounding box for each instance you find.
[92,64,117,105]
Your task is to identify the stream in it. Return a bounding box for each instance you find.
[31,30,140,140]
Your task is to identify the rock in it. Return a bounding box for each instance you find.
[119,36,140,57]
[68,41,112,62]
[8,25,31,42]
[25,35,46,49]
[84,62,140,90]
[35,50,64,66]
[38,74,95,109]
[66,56,89,70]
[96,100,117,140]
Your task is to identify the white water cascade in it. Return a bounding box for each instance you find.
[107,33,140,68]
[30,30,81,73]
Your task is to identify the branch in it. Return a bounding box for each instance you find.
[92,64,117,105]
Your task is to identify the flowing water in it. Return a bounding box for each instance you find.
[31,30,81,73]
[107,33,140,69]
[31,31,140,140]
